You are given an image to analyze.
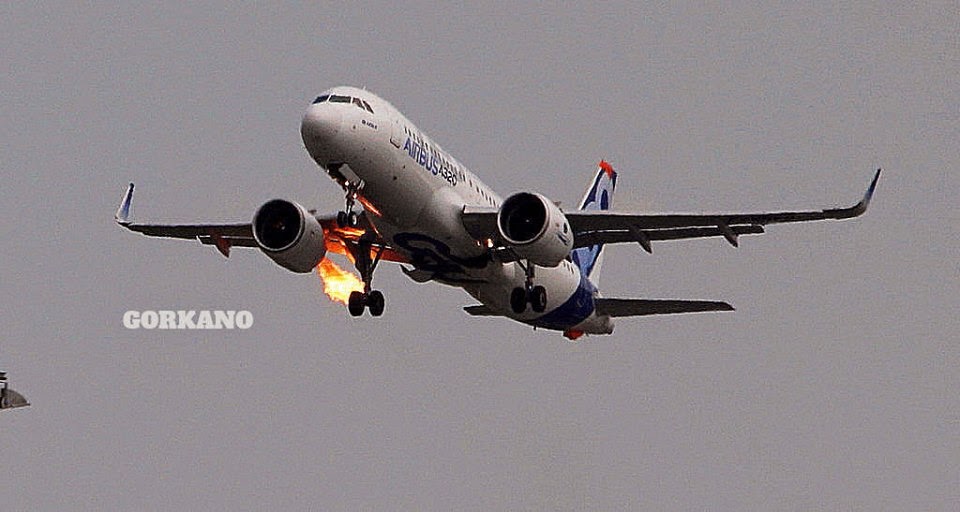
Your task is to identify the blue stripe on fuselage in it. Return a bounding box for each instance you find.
[528,275,597,331]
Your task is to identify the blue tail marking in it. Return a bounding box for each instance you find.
[570,161,616,278]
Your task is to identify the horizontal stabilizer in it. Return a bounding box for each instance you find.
[463,304,499,316]
[595,298,734,317]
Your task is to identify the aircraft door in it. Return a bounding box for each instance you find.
[390,118,404,148]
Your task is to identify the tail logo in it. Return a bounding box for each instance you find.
[572,161,617,278]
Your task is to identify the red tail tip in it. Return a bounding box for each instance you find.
[598,160,615,177]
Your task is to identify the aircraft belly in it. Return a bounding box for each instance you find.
[472,261,586,324]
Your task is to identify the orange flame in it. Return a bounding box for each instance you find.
[316,258,364,305]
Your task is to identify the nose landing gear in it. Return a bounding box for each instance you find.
[336,180,364,228]
[510,261,547,314]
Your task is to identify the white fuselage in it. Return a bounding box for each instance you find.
[300,86,613,336]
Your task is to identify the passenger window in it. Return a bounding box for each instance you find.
[329,95,351,103]
[312,95,329,104]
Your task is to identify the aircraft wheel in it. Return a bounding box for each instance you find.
[530,286,547,313]
[348,290,366,317]
[347,211,359,227]
[510,287,527,314]
[367,290,385,317]
[337,211,348,228]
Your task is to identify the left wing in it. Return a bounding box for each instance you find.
[462,169,880,253]
[115,183,408,262]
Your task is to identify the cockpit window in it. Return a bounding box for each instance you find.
[324,94,374,113]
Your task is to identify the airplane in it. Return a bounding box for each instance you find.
[116,86,880,340]
[0,371,30,411]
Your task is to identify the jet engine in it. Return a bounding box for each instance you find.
[497,192,573,267]
[252,199,326,273]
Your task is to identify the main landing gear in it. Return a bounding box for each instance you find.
[510,261,547,314]
[336,180,364,228]
[348,289,384,317]
[348,233,386,317]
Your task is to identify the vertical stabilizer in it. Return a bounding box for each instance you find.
[570,161,617,281]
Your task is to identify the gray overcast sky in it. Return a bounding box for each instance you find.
[1,3,957,510]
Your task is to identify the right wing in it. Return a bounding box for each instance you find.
[115,183,409,262]
[115,184,258,256]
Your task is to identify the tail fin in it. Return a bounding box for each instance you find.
[571,160,617,280]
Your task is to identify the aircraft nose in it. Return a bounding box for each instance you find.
[300,103,342,146]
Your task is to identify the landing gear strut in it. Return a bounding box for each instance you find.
[510,260,547,314]
[336,180,364,228]
[348,233,386,317]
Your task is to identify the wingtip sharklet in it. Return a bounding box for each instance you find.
[115,183,134,225]
[864,168,881,205]
[852,168,881,216]
[826,168,881,219]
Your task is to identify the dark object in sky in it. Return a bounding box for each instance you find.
[0,371,30,411]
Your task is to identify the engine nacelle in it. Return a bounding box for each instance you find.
[252,199,326,273]
[497,192,573,267]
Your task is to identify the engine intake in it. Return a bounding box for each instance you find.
[252,199,326,273]
[497,192,572,267]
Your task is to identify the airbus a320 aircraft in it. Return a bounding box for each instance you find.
[116,86,880,340]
